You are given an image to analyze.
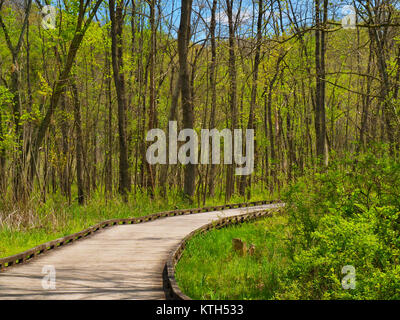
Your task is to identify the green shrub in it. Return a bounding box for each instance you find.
[279,149,400,299]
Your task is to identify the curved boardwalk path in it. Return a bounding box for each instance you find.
[0,204,280,300]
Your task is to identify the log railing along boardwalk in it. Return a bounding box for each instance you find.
[0,201,282,300]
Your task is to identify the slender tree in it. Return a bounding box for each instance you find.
[109,0,131,200]
[178,0,195,201]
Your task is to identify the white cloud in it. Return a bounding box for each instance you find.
[205,8,253,26]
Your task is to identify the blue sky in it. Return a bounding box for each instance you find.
[156,0,363,41]
[41,0,395,41]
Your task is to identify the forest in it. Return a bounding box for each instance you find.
[0,0,399,300]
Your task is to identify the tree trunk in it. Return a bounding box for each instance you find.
[146,0,157,197]
[225,0,237,201]
[240,0,263,198]
[178,0,195,201]
[110,0,131,201]
[207,0,218,197]
[0,107,5,194]
[72,83,85,204]
[314,0,327,164]
[105,31,113,198]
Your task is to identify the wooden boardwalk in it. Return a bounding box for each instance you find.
[0,204,280,300]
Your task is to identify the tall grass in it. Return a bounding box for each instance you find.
[175,214,289,300]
